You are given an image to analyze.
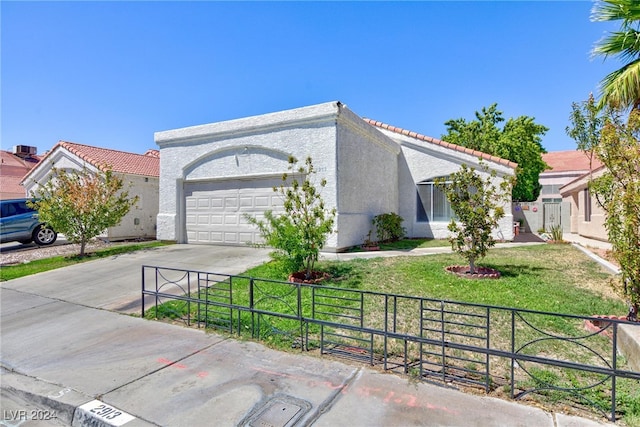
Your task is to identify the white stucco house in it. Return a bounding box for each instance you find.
[155,101,516,251]
[22,141,160,241]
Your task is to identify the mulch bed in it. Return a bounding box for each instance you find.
[445,265,501,279]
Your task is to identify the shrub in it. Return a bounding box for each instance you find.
[245,156,335,279]
[548,224,563,242]
[372,212,405,243]
[436,161,513,274]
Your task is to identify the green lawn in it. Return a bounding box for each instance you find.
[244,244,625,316]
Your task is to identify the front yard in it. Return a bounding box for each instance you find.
[145,242,639,424]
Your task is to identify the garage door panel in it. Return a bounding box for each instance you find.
[224,197,238,209]
[224,214,239,225]
[211,197,224,209]
[184,177,288,245]
[254,196,270,208]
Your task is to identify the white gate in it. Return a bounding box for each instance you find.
[543,203,561,230]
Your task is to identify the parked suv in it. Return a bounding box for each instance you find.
[0,199,57,245]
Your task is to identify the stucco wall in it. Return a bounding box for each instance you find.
[566,191,608,241]
[107,174,159,240]
[155,102,342,247]
[377,129,515,241]
[335,108,400,247]
[561,168,609,242]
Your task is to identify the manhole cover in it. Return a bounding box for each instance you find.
[240,394,311,427]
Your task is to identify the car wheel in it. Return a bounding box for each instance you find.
[33,225,57,245]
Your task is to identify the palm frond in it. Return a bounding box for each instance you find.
[591,0,640,25]
[592,29,640,62]
[597,58,640,110]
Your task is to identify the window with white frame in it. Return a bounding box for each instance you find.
[416,180,455,222]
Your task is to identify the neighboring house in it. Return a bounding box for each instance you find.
[155,101,516,251]
[514,150,602,234]
[0,146,42,200]
[22,141,160,241]
[560,165,608,242]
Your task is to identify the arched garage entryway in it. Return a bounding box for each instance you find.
[183,176,285,245]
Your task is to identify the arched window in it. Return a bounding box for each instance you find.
[416,178,455,222]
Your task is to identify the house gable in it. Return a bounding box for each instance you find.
[364,119,516,241]
[21,141,160,241]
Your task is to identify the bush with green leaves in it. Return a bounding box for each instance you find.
[436,161,513,274]
[245,156,335,279]
[28,166,138,257]
[372,212,405,243]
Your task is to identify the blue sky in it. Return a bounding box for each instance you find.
[2,1,620,156]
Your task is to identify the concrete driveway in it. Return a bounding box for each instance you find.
[1,244,271,314]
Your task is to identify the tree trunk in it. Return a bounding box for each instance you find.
[80,238,87,257]
[469,258,476,274]
[628,303,638,322]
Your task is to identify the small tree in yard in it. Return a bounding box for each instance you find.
[436,162,512,274]
[28,166,138,257]
[579,109,640,320]
[246,156,335,280]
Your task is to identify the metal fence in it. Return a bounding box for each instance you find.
[141,265,640,423]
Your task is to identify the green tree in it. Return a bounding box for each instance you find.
[436,161,513,274]
[590,111,640,319]
[442,104,549,202]
[246,156,336,280]
[566,94,607,171]
[28,166,138,257]
[591,0,640,110]
[567,97,640,319]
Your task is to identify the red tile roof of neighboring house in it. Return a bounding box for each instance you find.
[144,149,160,158]
[44,141,160,177]
[363,118,518,169]
[0,150,42,199]
[541,150,602,172]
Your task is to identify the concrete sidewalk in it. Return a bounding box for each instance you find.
[0,244,618,426]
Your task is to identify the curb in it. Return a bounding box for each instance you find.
[570,243,620,274]
[1,368,153,427]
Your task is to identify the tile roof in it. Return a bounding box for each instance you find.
[541,150,602,172]
[363,118,518,169]
[0,150,42,199]
[45,141,159,177]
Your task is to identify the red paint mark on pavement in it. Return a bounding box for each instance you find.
[157,357,209,378]
[249,367,457,415]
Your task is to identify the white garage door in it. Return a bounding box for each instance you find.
[184,177,285,245]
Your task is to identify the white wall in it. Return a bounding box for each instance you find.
[107,174,159,240]
[335,108,400,247]
[156,102,343,247]
[378,128,515,241]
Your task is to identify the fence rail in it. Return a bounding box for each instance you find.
[141,265,640,423]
